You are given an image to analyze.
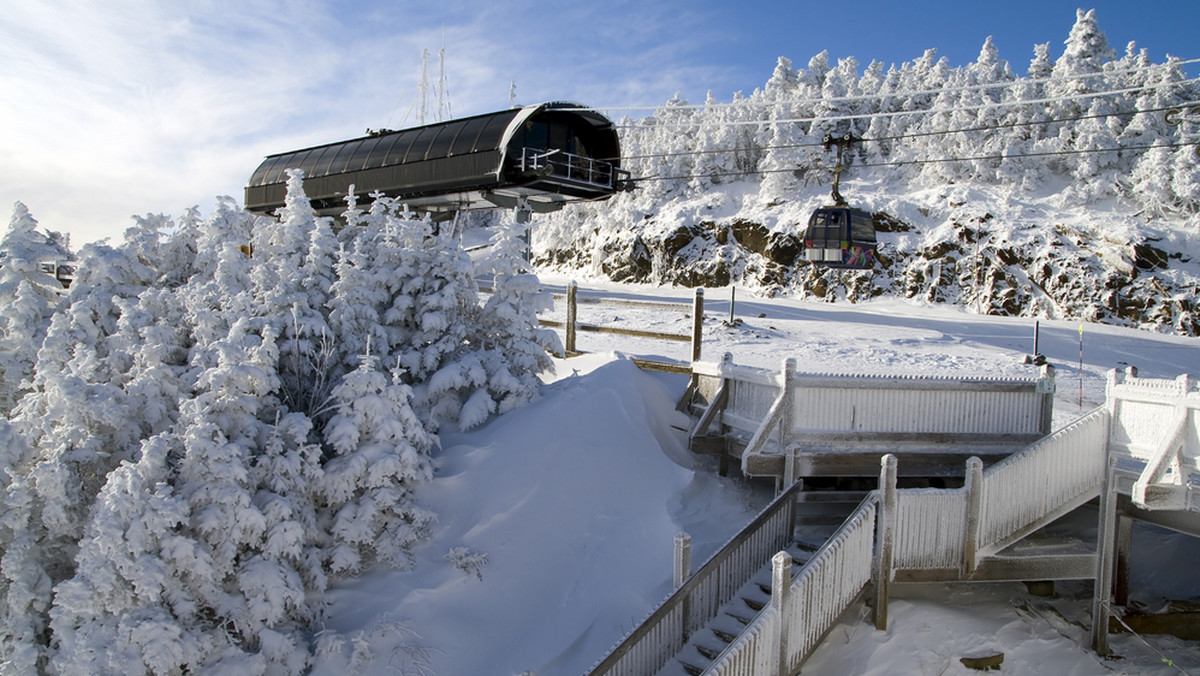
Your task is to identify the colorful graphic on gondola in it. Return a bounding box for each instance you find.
[803,206,877,270]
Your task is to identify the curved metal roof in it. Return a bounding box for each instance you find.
[245,102,623,218]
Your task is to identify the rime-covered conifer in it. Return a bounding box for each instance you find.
[321,354,435,574]
[0,203,70,414]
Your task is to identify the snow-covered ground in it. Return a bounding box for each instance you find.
[311,275,1200,675]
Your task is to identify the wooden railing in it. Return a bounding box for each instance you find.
[688,355,1056,481]
[977,408,1110,555]
[585,481,802,676]
[1106,368,1200,511]
[577,365,1200,674]
[540,282,705,373]
[705,494,878,675]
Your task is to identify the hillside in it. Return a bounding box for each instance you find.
[533,9,1200,335]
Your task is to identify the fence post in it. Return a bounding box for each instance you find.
[874,454,897,631]
[780,358,797,491]
[963,456,983,578]
[1115,514,1132,606]
[566,281,577,355]
[1091,456,1119,656]
[691,288,705,363]
[673,532,692,588]
[772,550,793,676]
[1038,364,1056,434]
[675,531,693,642]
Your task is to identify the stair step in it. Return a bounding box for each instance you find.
[797,489,871,503]
[679,660,704,676]
[713,627,738,643]
[725,611,752,625]
[696,644,722,660]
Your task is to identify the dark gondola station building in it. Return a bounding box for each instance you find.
[245,102,629,221]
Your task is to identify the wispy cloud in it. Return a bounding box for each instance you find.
[21,1,1183,245]
[0,0,750,244]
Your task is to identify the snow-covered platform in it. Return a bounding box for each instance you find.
[682,354,1056,482]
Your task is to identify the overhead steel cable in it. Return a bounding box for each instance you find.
[566,56,1200,117]
[625,139,1200,184]
[610,77,1200,131]
[600,101,1200,164]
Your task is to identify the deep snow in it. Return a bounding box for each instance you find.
[312,355,771,675]
[312,276,1200,675]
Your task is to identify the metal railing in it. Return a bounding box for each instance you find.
[518,147,629,190]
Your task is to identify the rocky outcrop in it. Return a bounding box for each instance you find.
[534,205,1199,335]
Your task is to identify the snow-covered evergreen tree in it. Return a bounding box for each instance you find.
[0,203,70,415]
[252,170,339,424]
[464,216,560,427]
[321,354,435,574]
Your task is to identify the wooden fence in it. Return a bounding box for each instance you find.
[578,365,1200,675]
[534,281,705,373]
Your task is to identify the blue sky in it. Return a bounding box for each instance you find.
[2,0,1197,245]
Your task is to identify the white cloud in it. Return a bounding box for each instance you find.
[0,0,743,245]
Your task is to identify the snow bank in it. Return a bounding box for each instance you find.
[312,355,768,675]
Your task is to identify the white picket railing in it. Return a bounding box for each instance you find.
[703,607,778,675]
[977,408,1110,554]
[705,496,878,676]
[894,488,968,571]
[584,482,801,676]
[780,498,877,672]
[1105,368,1200,511]
[689,356,1055,480]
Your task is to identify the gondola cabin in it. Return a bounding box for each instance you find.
[245,102,628,221]
[803,206,877,270]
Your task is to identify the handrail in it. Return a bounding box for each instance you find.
[518,147,628,189]
[585,480,803,676]
[782,493,878,671]
[706,492,878,675]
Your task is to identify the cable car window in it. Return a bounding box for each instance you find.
[809,210,842,241]
[850,211,875,242]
